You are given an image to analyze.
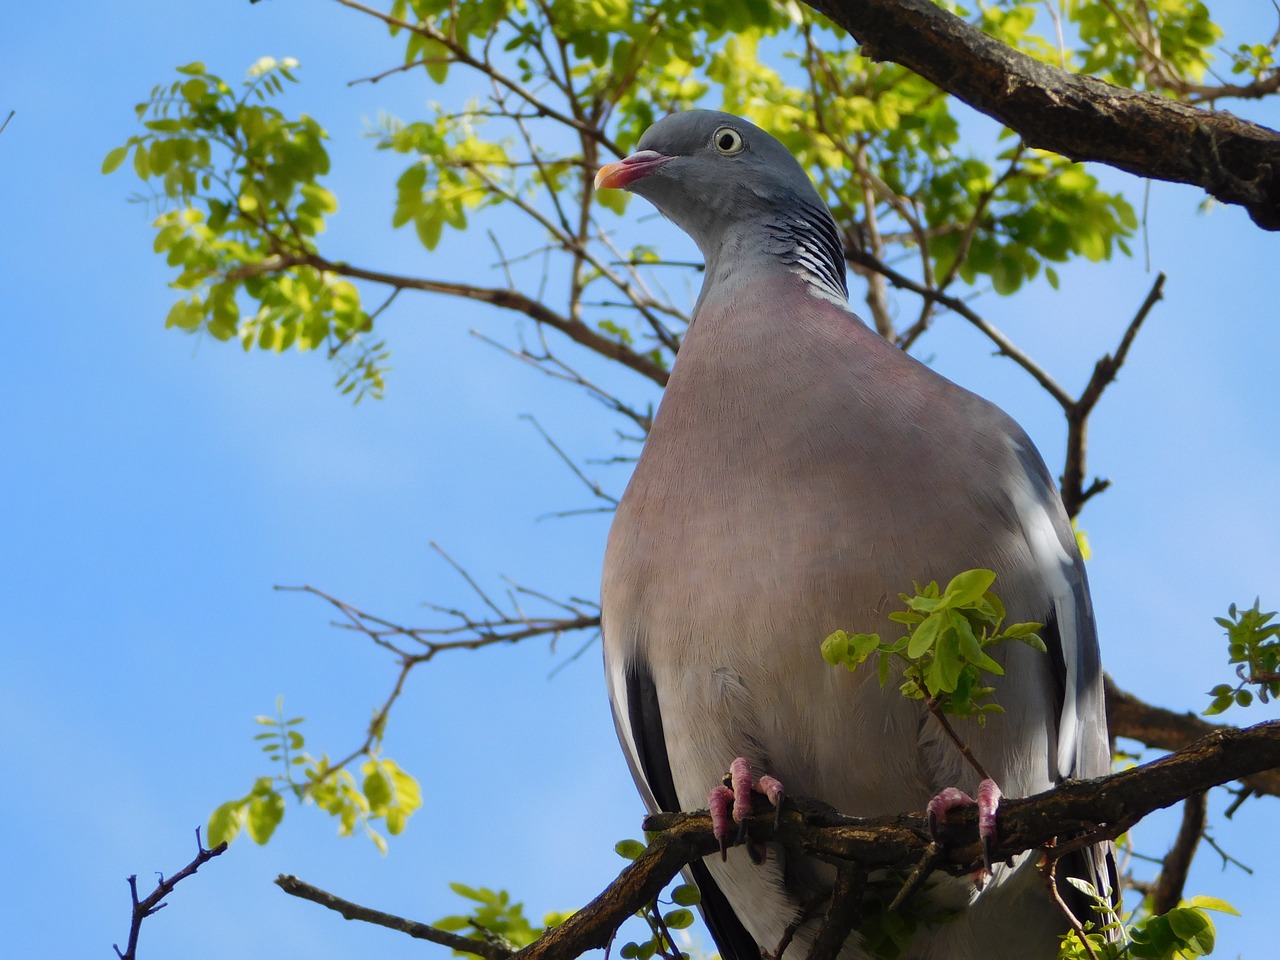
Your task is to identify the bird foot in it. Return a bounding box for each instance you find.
[709,757,786,861]
[926,779,1003,886]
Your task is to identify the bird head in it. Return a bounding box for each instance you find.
[596,110,827,253]
[595,110,847,302]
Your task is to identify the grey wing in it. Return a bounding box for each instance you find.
[606,651,764,960]
[1005,437,1109,783]
[1006,437,1116,906]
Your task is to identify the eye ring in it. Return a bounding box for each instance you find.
[712,126,745,155]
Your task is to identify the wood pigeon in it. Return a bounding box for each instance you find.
[596,110,1112,960]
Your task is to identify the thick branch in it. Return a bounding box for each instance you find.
[1105,675,1280,798]
[280,722,1280,960]
[806,0,1280,229]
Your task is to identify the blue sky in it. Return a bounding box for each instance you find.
[2,2,1277,958]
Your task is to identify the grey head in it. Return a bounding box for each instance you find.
[595,110,848,302]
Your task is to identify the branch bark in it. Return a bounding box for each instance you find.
[805,0,1280,229]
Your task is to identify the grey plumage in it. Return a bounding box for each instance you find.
[598,110,1111,960]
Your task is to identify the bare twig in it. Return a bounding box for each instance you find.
[273,571,601,789]
[521,414,620,510]
[1043,854,1101,960]
[113,829,229,960]
[849,245,1074,407]
[1060,273,1165,518]
[926,697,993,782]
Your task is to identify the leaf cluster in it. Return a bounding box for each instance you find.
[821,569,1045,720]
[1205,599,1280,714]
[104,58,387,399]
[1058,880,1238,960]
[207,698,422,852]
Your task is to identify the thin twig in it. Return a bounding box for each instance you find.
[848,246,1074,408]
[521,414,619,509]
[926,697,992,782]
[276,875,512,960]
[113,829,229,960]
[273,578,601,788]
[1042,854,1101,960]
[1060,272,1165,517]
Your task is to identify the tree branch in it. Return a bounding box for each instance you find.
[279,721,1280,960]
[1105,675,1280,798]
[275,874,512,960]
[228,251,670,387]
[806,0,1280,229]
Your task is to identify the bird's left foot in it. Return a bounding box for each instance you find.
[926,779,1003,886]
[708,757,785,861]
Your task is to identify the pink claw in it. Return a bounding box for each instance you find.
[926,786,975,838]
[926,779,1003,886]
[977,778,1003,872]
[709,785,734,860]
[712,758,787,856]
[758,775,785,824]
[730,757,755,824]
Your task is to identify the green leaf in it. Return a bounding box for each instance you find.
[1165,906,1214,954]
[596,186,629,215]
[1184,895,1240,916]
[246,790,285,844]
[941,569,997,607]
[664,908,695,929]
[821,630,849,665]
[102,145,130,174]
[670,884,701,906]
[907,612,942,659]
[207,799,245,847]
[615,839,646,860]
[132,142,151,179]
[363,767,392,808]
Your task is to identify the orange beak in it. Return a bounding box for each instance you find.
[594,150,674,191]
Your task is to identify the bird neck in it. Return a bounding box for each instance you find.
[699,203,849,310]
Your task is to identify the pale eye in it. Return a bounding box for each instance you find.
[712,126,745,155]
